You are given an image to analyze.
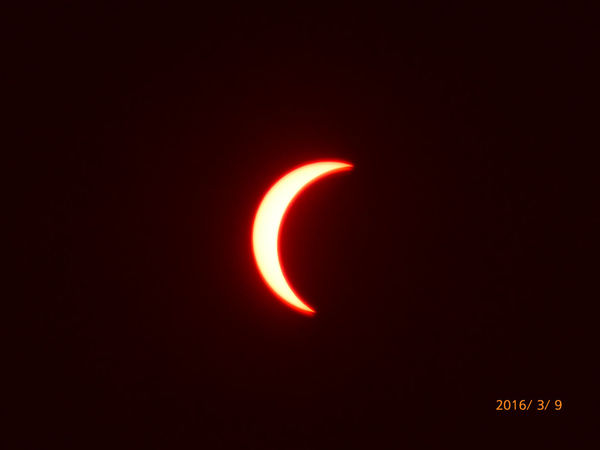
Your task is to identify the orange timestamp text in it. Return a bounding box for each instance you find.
[496,400,562,412]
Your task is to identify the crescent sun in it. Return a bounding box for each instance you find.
[252,160,353,315]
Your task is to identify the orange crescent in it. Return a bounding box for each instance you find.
[252,161,353,315]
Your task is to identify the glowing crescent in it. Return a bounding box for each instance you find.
[252,161,353,315]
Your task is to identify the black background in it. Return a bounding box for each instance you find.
[13,3,597,448]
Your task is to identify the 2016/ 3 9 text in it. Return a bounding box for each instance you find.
[496,400,562,412]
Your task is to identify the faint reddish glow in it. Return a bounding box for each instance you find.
[252,161,353,315]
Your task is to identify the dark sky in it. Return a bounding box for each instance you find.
[13,3,596,448]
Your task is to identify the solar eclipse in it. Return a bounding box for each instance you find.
[252,161,353,315]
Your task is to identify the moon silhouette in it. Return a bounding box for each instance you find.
[252,160,353,315]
